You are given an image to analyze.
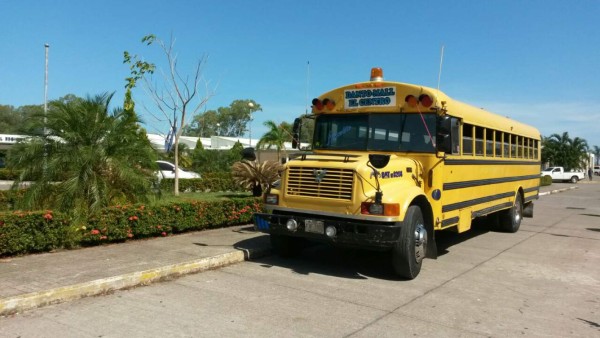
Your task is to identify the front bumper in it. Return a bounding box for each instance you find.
[253,211,402,250]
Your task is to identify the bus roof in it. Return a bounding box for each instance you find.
[312,78,540,140]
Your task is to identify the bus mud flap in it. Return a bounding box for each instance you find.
[523,202,534,218]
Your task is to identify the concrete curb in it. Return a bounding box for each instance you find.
[538,186,578,196]
[0,246,271,316]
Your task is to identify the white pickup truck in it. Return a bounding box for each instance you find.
[541,167,585,183]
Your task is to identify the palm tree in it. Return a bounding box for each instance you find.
[256,120,289,160]
[593,145,600,165]
[8,93,157,221]
[232,159,283,196]
[542,132,588,170]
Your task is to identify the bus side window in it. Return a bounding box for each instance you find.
[463,123,473,155]
[475,126,484,156]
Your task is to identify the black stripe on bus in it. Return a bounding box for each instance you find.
[524,195,538,203]
[442,191,514,213]
[441,216,459,227]
[472,202,513,219]
[445,159,541,166]
[523,186,539,194]
[444,174,541,190]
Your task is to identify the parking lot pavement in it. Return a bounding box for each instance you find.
[0,181,595,317]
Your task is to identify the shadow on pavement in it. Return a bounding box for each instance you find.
[238,218,495,282]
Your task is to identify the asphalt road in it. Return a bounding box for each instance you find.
[1,183,599,337]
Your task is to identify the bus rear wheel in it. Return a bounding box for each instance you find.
[498,193,523,233]
[392,206,427,280]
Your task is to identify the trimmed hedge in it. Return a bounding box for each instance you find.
[159,172,243,192]
[0,168,20,181]
[0,197,263,256]
[540,175,553,186]
[0,210,77,256]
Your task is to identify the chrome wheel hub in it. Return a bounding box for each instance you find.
[414,224,427,263]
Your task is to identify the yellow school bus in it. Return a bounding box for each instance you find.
[252,68,541,279]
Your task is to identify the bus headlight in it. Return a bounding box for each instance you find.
[286,219,298,232]
[325,226,337,238]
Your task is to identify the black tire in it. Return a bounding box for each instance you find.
[570,176,578,183]
[270,234,304,257]
[392,206,427,280]
[498,193,523,233]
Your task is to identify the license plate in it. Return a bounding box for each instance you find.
[304,219,324,234]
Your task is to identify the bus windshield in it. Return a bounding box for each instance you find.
[313,113,437,152]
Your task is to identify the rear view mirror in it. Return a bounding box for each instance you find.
[292,118,301,149]
[436,116,453,154]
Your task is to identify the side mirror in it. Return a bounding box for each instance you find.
[241,147,256,161]
[436,116,453,154]
[292,118,301,149]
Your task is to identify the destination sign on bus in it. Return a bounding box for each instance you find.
[344,87,396,109]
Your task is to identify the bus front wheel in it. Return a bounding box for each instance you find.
[498,193,523,233]
[392,206,426,280]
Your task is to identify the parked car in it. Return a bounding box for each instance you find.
[156,160,201,180]
[540,166,585,183]
[594,165,600,176]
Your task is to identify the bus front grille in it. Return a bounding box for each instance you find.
[286,167,354,201]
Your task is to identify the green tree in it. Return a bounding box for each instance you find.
[542,132,589,170]
[7,93,157,221]
[256,120,289,159]
[183,99,262,137]
[191,141,243,174]
[592,145,600,165]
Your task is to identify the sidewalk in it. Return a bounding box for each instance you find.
[0,182,587,316]
[0,225,271,316]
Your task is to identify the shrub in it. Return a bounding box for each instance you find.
[0,196,263,255]
[159,172,243,192]
[0,210,77,256]
[540,175,553,186]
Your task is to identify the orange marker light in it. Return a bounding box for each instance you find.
[370,67,383,81]
[323,98,335,110]
[419,94,433,108]
[312,98,324,110]
[405,95,418,108]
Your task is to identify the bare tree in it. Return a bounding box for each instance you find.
[133,34,213,195]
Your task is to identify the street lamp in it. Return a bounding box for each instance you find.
[248,102,254,146]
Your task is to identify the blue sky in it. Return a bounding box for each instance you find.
[1,0,599,148]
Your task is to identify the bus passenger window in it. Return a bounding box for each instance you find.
[462,124,473,155]
[503,133,509,158]
[510,135,518,158]
[485,129,493,157]
[475,126,484,156]
[494,130,502,157]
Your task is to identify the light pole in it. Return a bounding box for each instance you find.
[43,43,49,174]
[248,102,255,147]
[44,43,49,135]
